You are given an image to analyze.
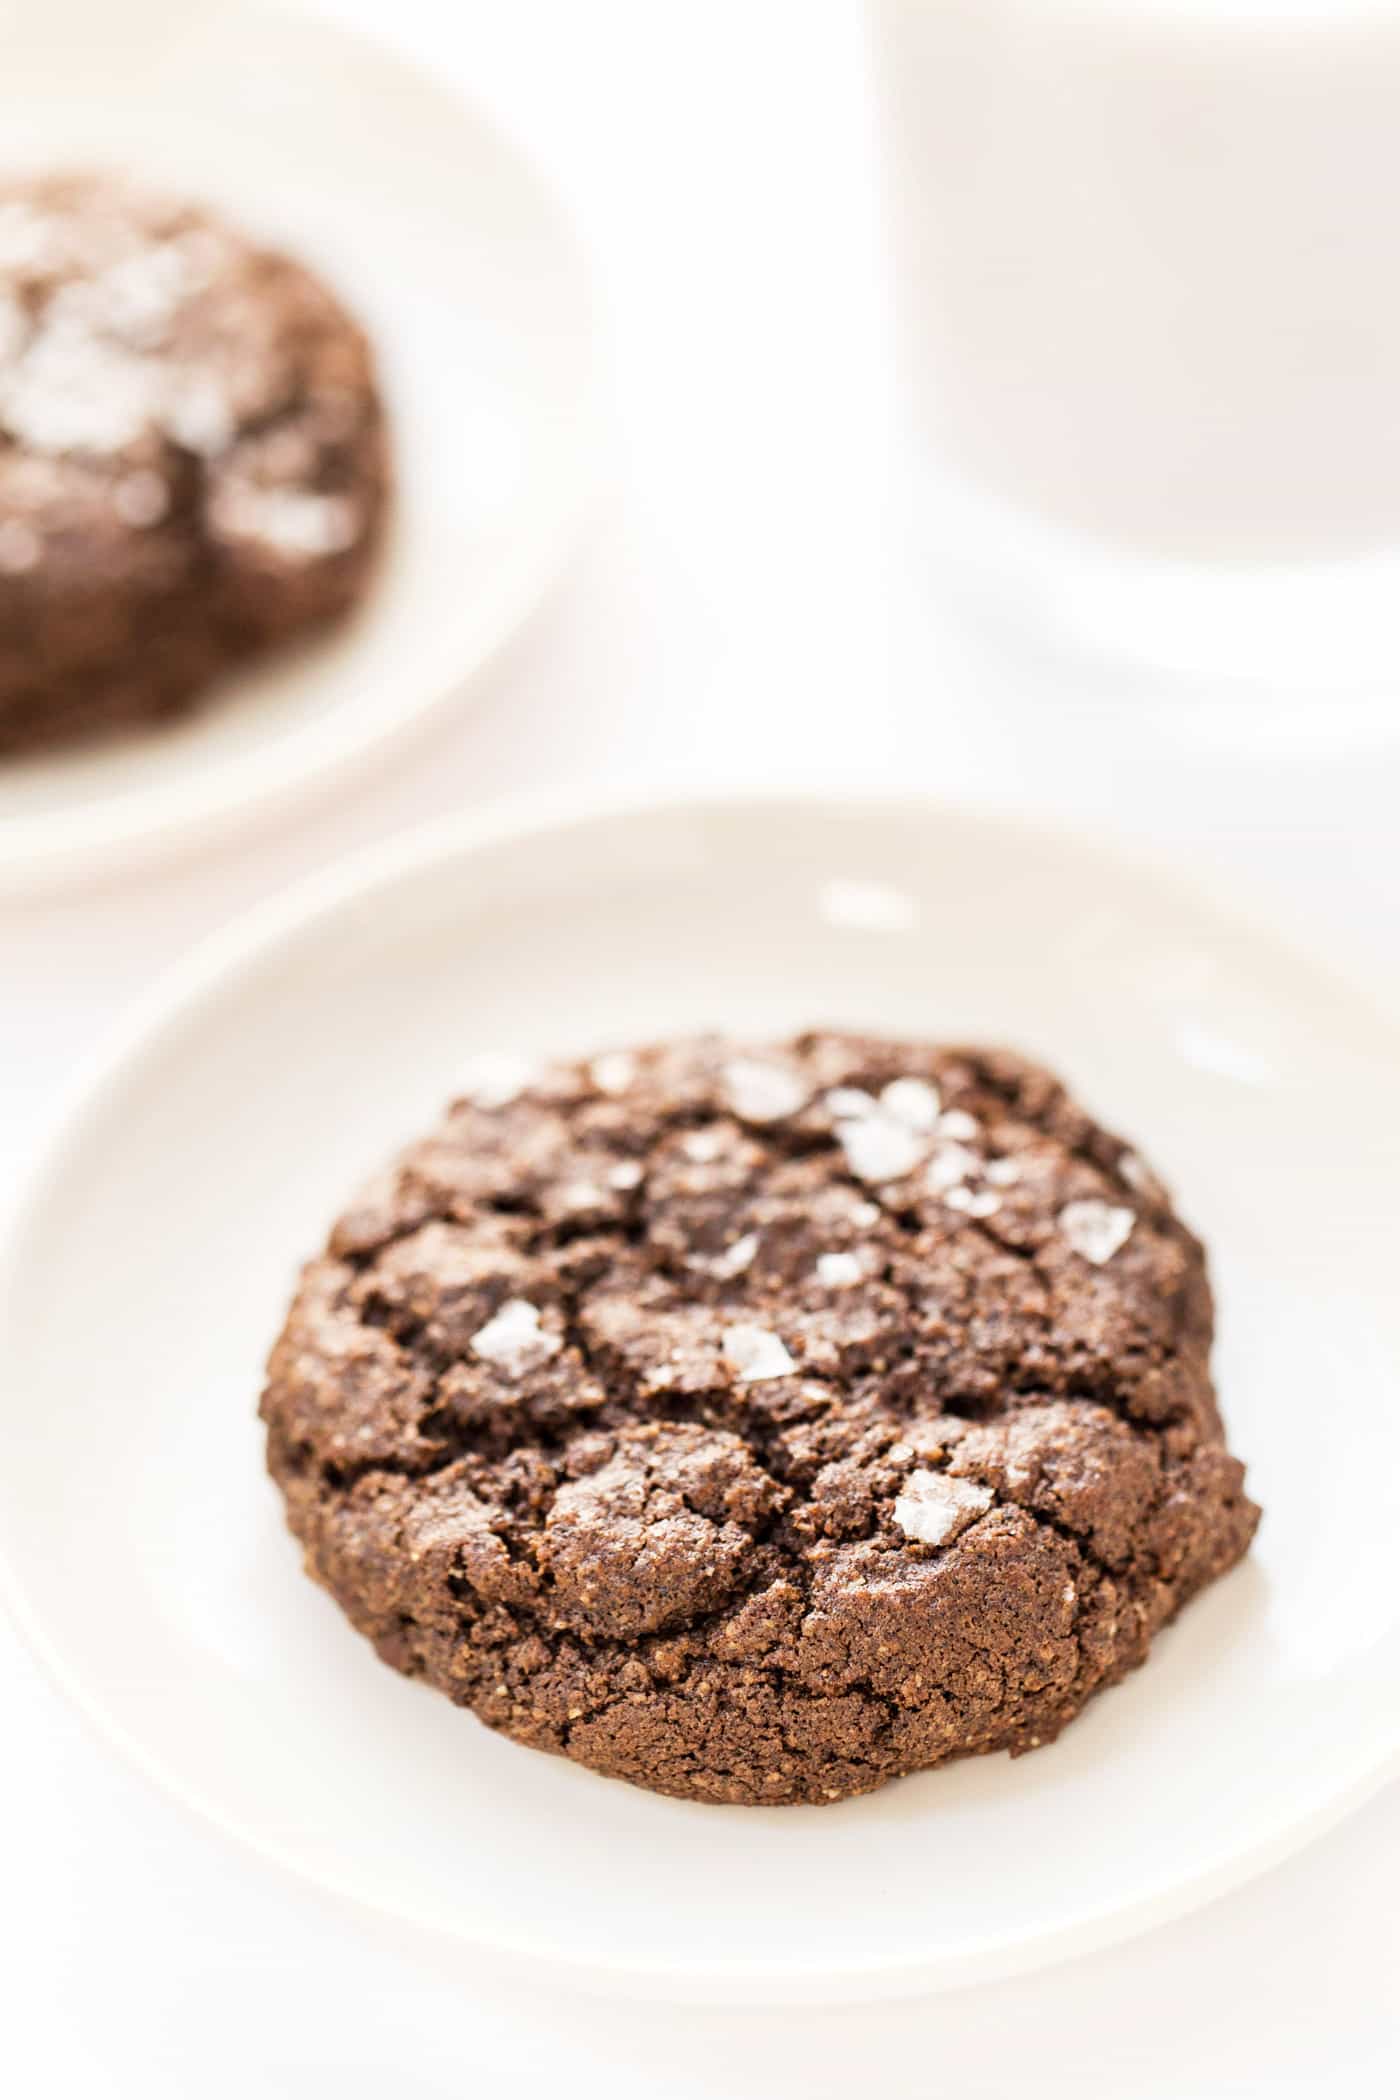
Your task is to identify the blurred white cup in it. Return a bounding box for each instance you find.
[874,0,1400,684]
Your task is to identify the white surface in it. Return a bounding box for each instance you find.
[875,0,1400,682]
[876,0,1400,555]
[0,0,593,888]
[7,792,1395,2003]
[0,0,1396,2092]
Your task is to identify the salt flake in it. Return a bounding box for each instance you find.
[926,1141,980,1192]
[1059,1199,1135,1266]
[944,1186,1001,1218]
[837,1113,924,1184]
[722,1058,807,1123]
[879,1077,941,1132]
[937,1108,980,1142]
[590,1051,637,1095]
[558,1181,606,1212]
[470,1299,562,1374]
[722,1323,795,1383]
[703,1232,759,1281]
[1,325,159,452]
[815,1250,863,1288]
[682,1129,725,1163]
[893,1469,994,1547]
[213,485,358,559]
[163,373,234,455]
[826,1086,877,1119]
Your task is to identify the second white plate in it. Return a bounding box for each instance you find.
[1,790,1397,1999]
[0,0,594,889]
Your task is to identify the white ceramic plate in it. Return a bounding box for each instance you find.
[1,789,1397,2001]
[0,0,594,890]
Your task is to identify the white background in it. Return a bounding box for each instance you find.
[2,2,1396,2091]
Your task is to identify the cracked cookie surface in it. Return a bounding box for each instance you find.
[260,1032,1260,1805]
[0,172,387,754]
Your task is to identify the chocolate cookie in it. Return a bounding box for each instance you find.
[0,172,387,754]
[261,1033,1259,1806]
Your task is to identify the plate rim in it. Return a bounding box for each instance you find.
[2,779,1397,2001]
[0,0,600,894]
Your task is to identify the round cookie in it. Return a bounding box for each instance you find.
[0,172,387,754]
[261,1032,1260,1807]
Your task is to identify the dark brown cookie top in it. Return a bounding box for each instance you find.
[262,1032,1257,1804]
[0,172,387,749]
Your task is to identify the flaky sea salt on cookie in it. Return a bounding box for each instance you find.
[261,1029,1259,1806]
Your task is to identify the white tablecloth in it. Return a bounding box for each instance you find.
[3,4,1395,2091]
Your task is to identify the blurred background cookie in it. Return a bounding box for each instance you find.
[0,171,388,755]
